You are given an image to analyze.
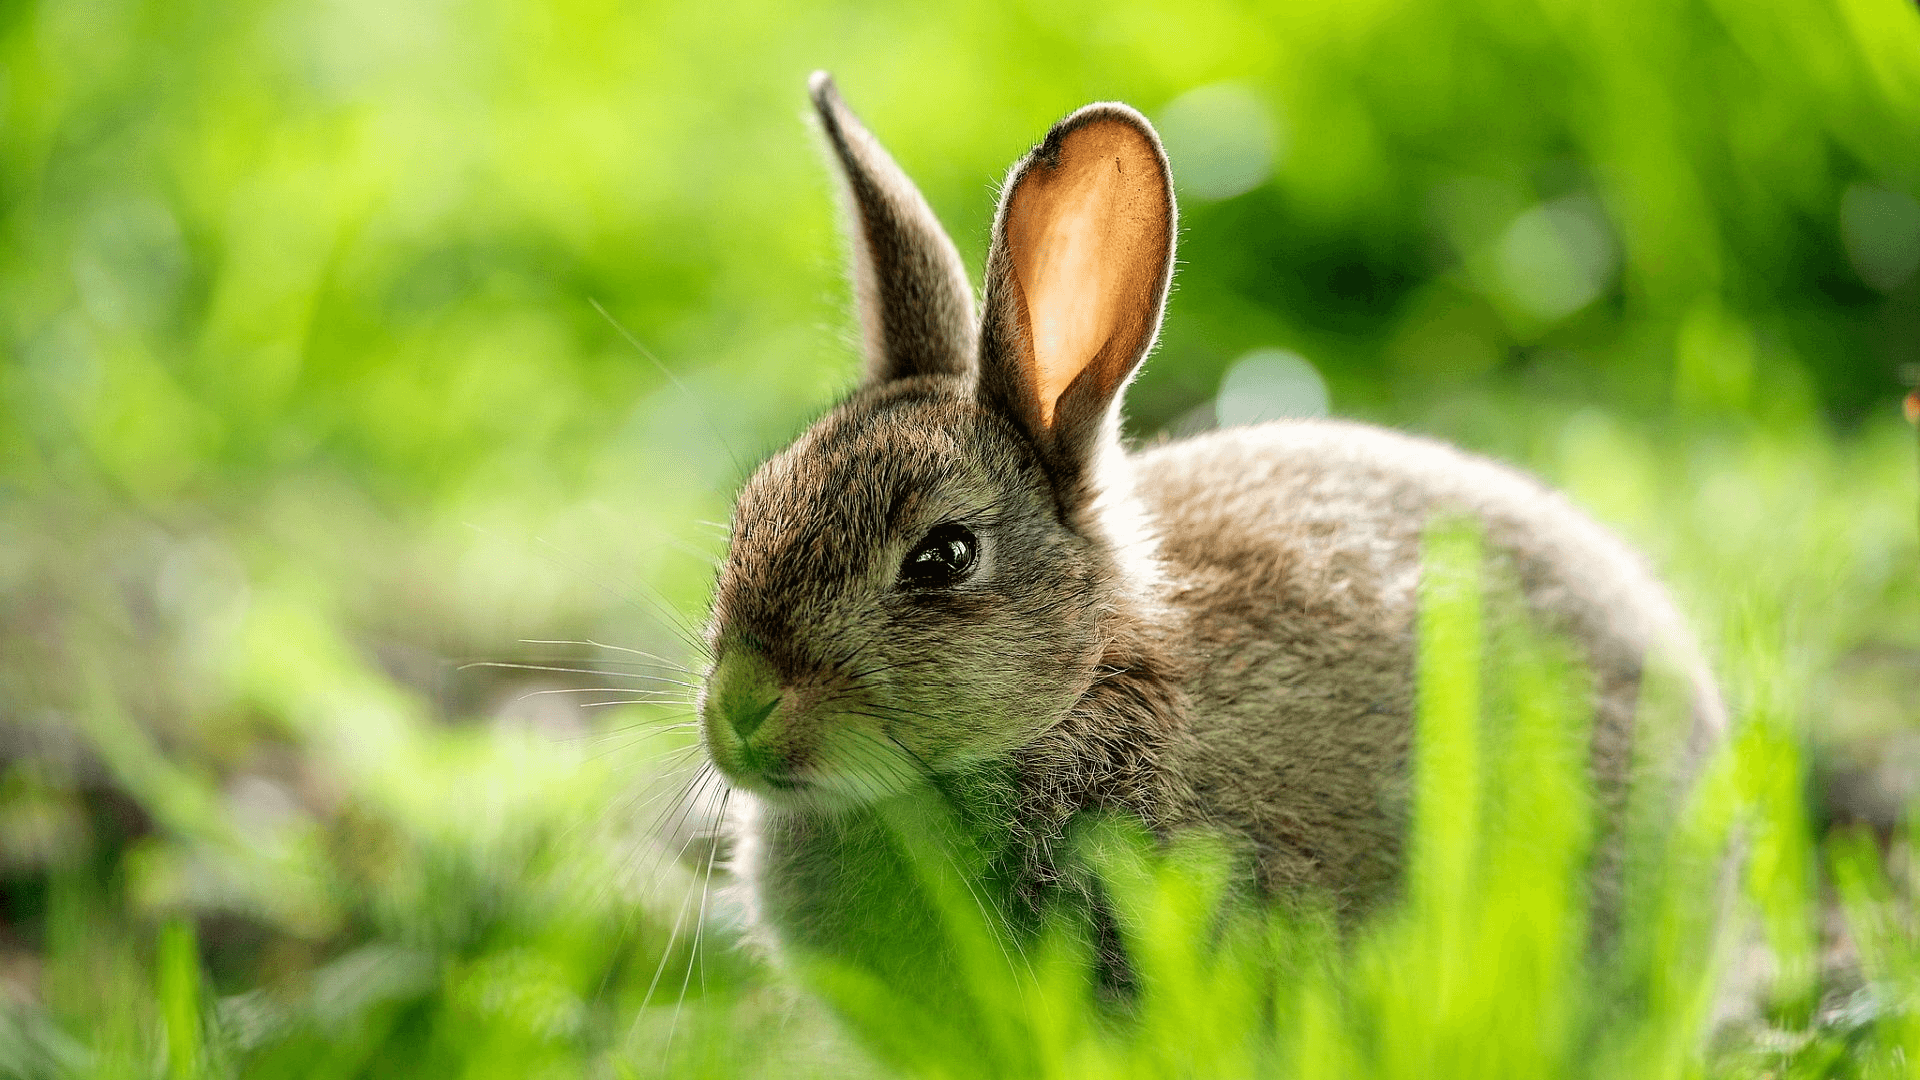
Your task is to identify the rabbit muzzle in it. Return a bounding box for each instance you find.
[700,647,926,812]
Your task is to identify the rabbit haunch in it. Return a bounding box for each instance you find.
[696,74,1723,975]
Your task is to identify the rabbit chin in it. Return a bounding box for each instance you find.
[735,726,927,815]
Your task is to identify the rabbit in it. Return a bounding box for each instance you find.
[695,72,1726,997]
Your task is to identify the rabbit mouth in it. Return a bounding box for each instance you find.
[725,729,928,813]
[741,767,871,815]
[707,745,810,795]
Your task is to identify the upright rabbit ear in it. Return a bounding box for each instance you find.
[810,73,977,385]
[977,104,1175,484]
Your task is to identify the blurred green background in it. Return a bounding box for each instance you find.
[2,0,1918,1075]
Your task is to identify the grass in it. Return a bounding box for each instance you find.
[1,414,1914,1080]
[2,0,1917,1072]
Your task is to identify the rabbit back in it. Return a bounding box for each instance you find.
[1136,418,1723,907]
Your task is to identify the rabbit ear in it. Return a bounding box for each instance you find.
[977,103,1175,481]
[810,72,978,385]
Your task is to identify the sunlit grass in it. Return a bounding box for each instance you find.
[8,419,1914,1079]
[2,0,1916,1074]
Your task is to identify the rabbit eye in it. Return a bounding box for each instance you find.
[900,522,977,588]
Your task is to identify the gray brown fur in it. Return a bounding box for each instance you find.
[698,76,1724,981]
[811,74,977,384]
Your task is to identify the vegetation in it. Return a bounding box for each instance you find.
[1,0,1917,1076]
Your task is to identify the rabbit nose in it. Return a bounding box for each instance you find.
[702,647,783,751]
[733,694,781,739]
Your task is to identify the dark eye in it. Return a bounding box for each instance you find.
[899,522,977,588]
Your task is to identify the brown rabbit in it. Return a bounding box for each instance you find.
[696,73,1724,993]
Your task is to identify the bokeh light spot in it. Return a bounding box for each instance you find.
[1215,348,1330,427]
[1495,195,1617,322]
[1156,83,1280,202]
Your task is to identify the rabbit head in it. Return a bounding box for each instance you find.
[698,75,1177,813]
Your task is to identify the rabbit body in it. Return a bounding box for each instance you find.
[729,416,1709,957]
[698,76,1721,985]
[1139,419,1710,904]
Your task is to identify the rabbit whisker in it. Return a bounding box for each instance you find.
[518,637,697,671]
[462,660,699,687]
[665,786,731,1057]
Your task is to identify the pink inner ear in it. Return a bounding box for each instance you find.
[1022,166,1124,422]
[1007,118,1169,428]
